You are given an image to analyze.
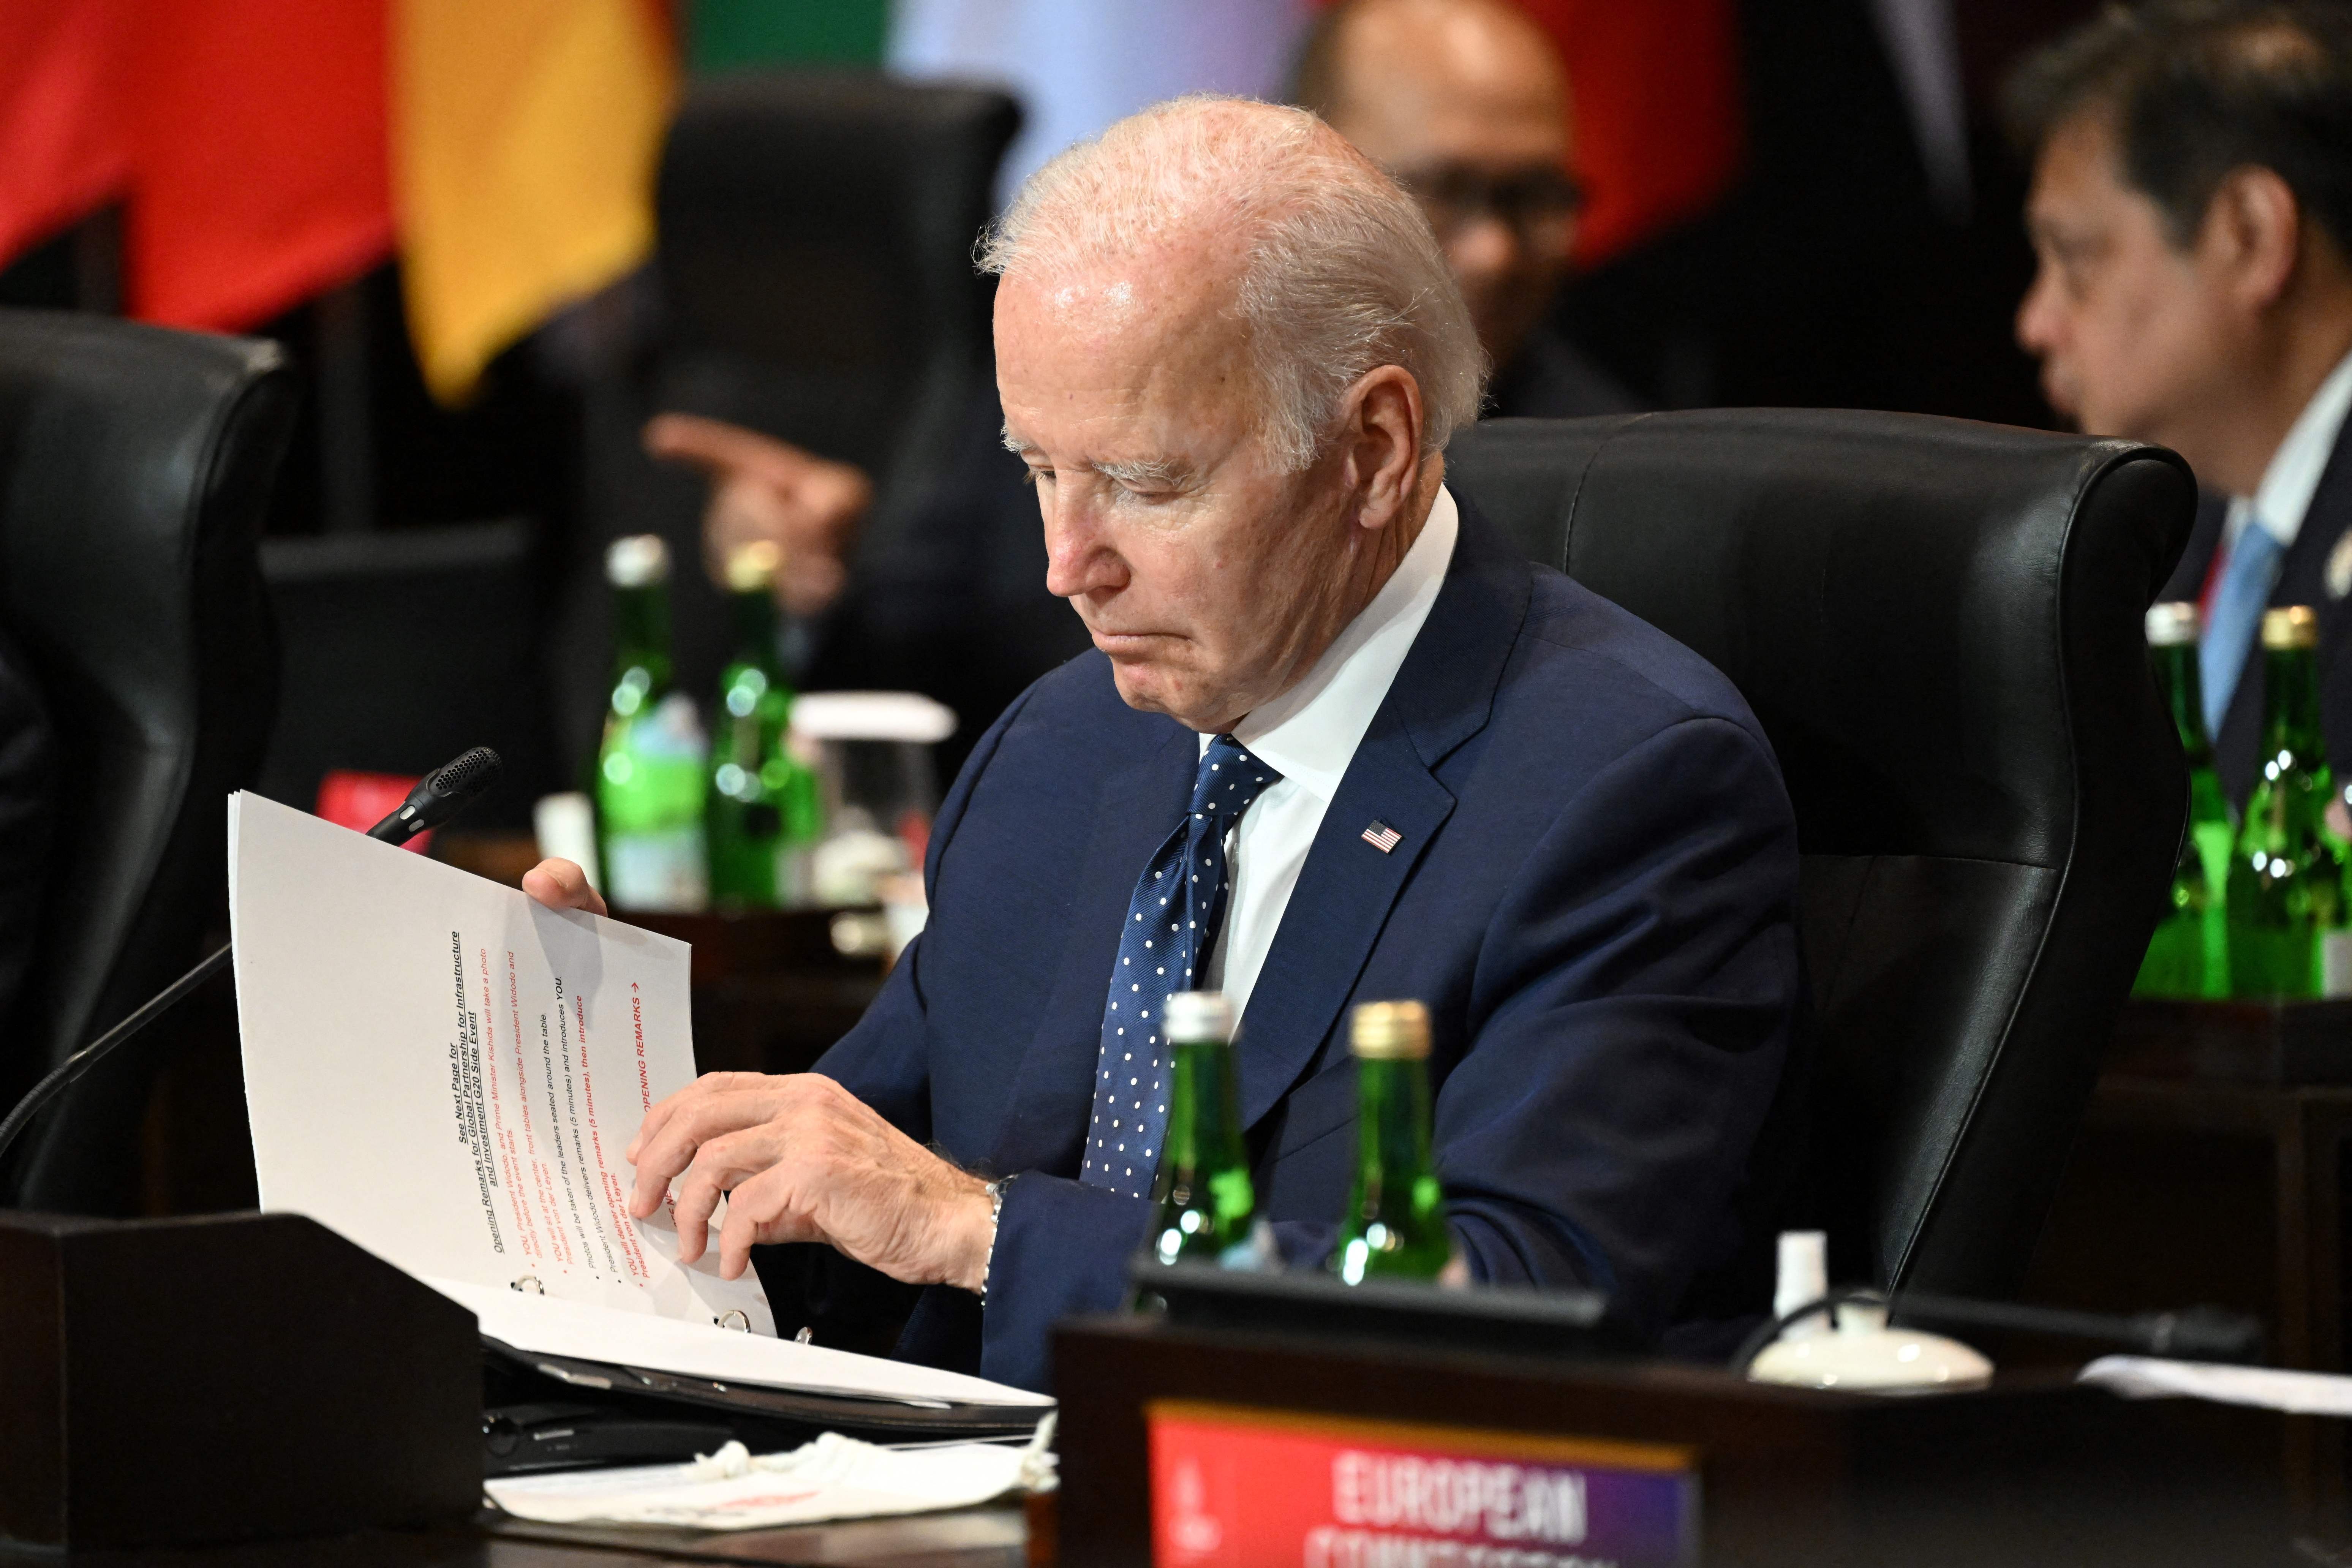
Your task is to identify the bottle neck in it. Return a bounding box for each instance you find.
[728,585,781,677]
[2153,642,2212,765]
[1163,1037,1246,1181]
[612,583,673,707]
[2261,645,2324,775]
[1355,1055,1435,1193]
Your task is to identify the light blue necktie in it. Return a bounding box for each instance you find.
[2201,520,2286,741]
[1080,735,1279,1200]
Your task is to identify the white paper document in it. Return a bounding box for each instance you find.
[233,790,770,1329]
[230,792,1049,1413]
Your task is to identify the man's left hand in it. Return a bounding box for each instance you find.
[624,1071,995,1293]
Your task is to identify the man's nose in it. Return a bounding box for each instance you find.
[2015,264,2062,358]
[1043,499,1126,600]
[1446,216,1521,285]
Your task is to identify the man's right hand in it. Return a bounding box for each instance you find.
[522,857,607,918]
[643,413,873,617]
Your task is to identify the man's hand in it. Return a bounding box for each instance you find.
[522,857,608,918]
[517,862,992,1290]
[624,1071,995,1292]
[643,413,872,617]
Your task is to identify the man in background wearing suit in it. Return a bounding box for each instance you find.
[2011,0,2352,806]
[1290,0,1641,420]
[526,97,1800,1392]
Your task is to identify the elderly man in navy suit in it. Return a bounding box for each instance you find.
[525,96,1802,1392]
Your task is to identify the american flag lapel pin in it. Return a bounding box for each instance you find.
[1361,819,1402,854]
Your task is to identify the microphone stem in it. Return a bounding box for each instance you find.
[0,940,233,1173]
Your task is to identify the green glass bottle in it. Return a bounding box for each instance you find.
[1334,1000,1452,1284]
[2134,602,2233,997]
[2227,606,2349,997]
[596,535,709,912]
[707,542,823,908]
[1145,992,1257,1267]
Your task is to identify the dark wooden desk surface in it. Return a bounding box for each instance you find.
[0,1506,1027,1568]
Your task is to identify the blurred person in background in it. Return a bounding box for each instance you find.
[648,0,1636,749]
[1291,0,1640,419]
[2010,0,2352,805]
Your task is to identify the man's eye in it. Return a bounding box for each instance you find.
[1021,467,1054,487]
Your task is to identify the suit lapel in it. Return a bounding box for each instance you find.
[988,720,1194,1176]
[2161,495,2224,604]
[2221,422,2352,796]
[1234,721,1454,1125]
[1234,498,1534,1127]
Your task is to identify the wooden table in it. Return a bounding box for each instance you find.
[2019,996,2352,1519]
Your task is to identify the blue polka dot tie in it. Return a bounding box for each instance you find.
[1080,734,1280,1198]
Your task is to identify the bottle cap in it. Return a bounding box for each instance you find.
[2144,601,2200,646]
[606,534,671,588]
[1162,991,1235,1044]
[724,540,782,593]
[1350,999,1430,1059]
[2263,605,2320,650]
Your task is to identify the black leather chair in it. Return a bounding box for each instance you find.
[654,72,1018,502]
[557,73,1023,766]
[1448,411,2196,1300]
[256,520,559,830]
[0,309,296,1213]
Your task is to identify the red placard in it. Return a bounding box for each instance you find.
[1149,1401,1698,1568]
[316,770,429,853]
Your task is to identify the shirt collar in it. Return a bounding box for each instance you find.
[1199,485,1460,803]
[2237,349,2352,549]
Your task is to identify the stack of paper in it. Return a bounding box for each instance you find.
[229,792,1050,1416]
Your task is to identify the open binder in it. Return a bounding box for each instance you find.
[229,792,1051,1453]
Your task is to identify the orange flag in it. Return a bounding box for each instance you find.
[393,0,677,403]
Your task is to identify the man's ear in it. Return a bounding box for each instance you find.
[2204,164,2304,313]
[1338,364,1427,531]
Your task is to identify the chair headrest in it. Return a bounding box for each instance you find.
[1449,411,2196,868]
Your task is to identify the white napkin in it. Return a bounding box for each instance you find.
[486,1420,1057,1531]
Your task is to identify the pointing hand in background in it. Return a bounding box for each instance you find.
[643,413,872,617]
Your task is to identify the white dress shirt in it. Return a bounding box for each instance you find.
[1198,485,1459,1018]
[2223,349,2352,558]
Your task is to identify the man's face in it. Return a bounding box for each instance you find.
[2017,113,2243,448]
[1326,10,1575,371]
[996,261,1363,733]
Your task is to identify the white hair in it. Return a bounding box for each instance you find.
[978,96,1486,472]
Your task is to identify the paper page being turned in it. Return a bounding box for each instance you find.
[231,791,771,1333]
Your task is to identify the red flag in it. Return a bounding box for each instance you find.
[1514,0,1743,265]
[126,0,394,330]
[0,0,130,268]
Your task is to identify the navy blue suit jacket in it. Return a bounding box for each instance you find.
[795,499,1803,1392]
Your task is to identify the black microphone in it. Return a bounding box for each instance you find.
[366,746,503,846]
[0,748,506,1176]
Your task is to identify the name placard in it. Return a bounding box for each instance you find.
[1148,1400,1698,1568]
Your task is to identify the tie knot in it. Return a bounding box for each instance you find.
[1189,735,1280,825]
